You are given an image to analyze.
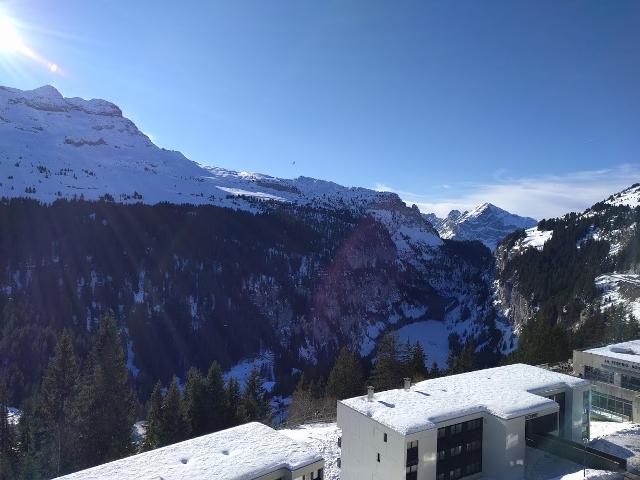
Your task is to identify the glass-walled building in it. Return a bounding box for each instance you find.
[573,340,640,422]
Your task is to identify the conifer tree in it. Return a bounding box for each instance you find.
[205,362,227,433]
[38,331,78,476]
[159,377,187,446]
[241,368,270,423]
[0,384,15,480]
[448,340,476,374]
[16,410,41,480]
[141,381,162,452]
[405,341,427,382]
[429,361,440,379]
[225,378,245,427]
[182,367,208,438]
[370,332,403,391]
[74,315,135,468]
[326,348,364,400]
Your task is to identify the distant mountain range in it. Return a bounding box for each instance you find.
[424,203,537,250]
[3,83,636,406]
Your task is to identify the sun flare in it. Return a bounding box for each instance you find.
[0,11,26,53]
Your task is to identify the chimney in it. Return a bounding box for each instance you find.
[367,386,374,402]
[404,377,411,391]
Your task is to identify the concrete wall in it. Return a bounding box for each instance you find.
[482,415,525,480]
[337,401,407,480]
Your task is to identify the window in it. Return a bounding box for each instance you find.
[466,418,482,431]
[406,464,418,480]
[584,366,614,384]
[438,427,446,439]
[406,440,418,466]
[464,461,482,476]
[384,433,388,442]
[592,391,632,419]
[466,440,481,452]
[337,437,341,448]
[437,418,483,480]
[337,458,341,469]
[621,374,640,392]
[377,453,380,462]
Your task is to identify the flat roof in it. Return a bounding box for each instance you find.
[340,364,588,435]
[55,422,323,480]
[584,339,640,364]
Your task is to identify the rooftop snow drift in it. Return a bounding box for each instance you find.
[339,363,588,435]
[54,422,323,480]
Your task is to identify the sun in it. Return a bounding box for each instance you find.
[0,11,26,54]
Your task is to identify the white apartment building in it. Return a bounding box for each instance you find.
[337,364,590,480]
[55,422,325,480]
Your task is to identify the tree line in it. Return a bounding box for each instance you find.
[0,314,270,479]
[0,313,480,479]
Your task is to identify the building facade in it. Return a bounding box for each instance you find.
[573,340,640,422]
[337,364,590,480]
[55,422,324,480]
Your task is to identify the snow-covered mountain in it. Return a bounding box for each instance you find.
[0,85,412,212]
[425,203,536,250]
[0,84,514,403]
[494,183,640,332]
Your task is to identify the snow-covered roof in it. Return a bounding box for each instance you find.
[584,340,640,364]
[339,364,588,435]
[55,422,323,480]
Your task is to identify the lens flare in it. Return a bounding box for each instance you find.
[0,10,62,75]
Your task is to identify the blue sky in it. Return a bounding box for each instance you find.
[0,0,638,218]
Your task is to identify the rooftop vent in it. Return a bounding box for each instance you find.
[367,386,374,402]
[611,346,637,355]
[404,377,411,391]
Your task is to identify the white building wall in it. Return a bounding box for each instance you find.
[337,401,406,480]
[483,415,525,480]
[405,429,437,480]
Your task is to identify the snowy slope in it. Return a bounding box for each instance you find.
[605,183,640,208]
[426,203,536,250]
[0,85,413,213]
[494,183,640,331]
[0,84,443,256]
